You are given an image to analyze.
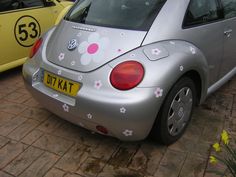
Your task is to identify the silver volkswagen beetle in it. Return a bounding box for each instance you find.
[23,0,236,145]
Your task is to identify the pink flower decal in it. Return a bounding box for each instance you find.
[94,80,102,89]
[154,87,163,98]
[78,33,109,65]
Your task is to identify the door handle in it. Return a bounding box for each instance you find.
[224,29,233,37]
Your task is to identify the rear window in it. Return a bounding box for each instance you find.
[65,0,166,31]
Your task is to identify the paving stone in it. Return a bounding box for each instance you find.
[18,152,60,177]
[204,160,227,177]
[98,165,143,177]
[23,98,40,107]
[0,171,14,177]
[56,143,88,172]
[16,87,29,94]
[169,137,211,159]
[129,148,148,172]
[182,124,202,141]
[140,143,167,175]
[0,86,17,95]
[0,93,5,99]
[233,96,236,110]
[4,92,31,104]
[20,107,51,122]
[0,116,27,136]
[4,146,44,176]
[76,157,105,177]
[169,137,197,153]
[44,168,66,177]
[0,112,15,126]
[0,141,28,169]
[21,129,44,145]
[179,154,207,177]
[33,134,74,156]
[109,143,139,168]
[91,138,119,161]
[7,119,40,141]
[0,100,27,115]
[200,125,223,143]
[37,115,65,133]
[64,173,83,177]
[154,150,186,177]
[52,122,102,147]
[0,136,10,149]
[232,109,236,118]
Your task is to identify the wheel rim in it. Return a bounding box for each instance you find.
[167,87,193,136]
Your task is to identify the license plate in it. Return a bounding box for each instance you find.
[43,71,80,97]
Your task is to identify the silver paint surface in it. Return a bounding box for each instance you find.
[23,0,236,141]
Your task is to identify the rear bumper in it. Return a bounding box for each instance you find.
[22,59,163,141]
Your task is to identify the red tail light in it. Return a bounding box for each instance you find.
[29,38,43,58]
[110,61,144,90]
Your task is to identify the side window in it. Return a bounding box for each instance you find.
[21,0,44,8]
[0,0,21,12]
[183,0,220,27]
[0,0,44,13]
[222,0,236,18]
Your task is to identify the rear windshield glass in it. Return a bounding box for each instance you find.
[65,0,166,31]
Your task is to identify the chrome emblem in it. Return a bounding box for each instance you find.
[67,39,78,51]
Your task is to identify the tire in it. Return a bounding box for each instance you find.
[151,77,197,145]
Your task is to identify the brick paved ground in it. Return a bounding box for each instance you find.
[0,67,235,177]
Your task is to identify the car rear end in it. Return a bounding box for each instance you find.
[23,0,167,140]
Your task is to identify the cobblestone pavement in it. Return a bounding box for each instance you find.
[0,67,235,177]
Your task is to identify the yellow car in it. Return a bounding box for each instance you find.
[0,0,73,72]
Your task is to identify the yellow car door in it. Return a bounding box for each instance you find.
[0,0,72,72]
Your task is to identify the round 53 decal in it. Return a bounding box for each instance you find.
[14,15,41,47]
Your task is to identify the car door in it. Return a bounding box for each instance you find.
[0,0,62,71]
[182,0,224,86]
[219,0,236,78]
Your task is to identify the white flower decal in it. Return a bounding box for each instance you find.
[130,54,136,58]
[123,129,133,136]
[78,33,109,65]
[87,113,93,119]
[154,87,163,98]
[190,46,196,54]
[62,103,69,112]
[77,32,82,37]
[120,107,126,114]
[78,75,83,81]
[94,80,102,89]
[180,65,184,71]
[53,94,58,98]
[151,48,161,55]
[58,70,62,75]
[58,53,65,61]
[71,61,76,66]
[120,32,125,37]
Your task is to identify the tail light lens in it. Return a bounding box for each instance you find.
[29,38,43,58]
[110,61,144,90]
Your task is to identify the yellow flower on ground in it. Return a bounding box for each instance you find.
[213,143,221,152]
[221,130,229,145]
[210,156,218,164]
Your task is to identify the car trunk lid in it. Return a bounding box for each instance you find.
[46,20,147,72]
